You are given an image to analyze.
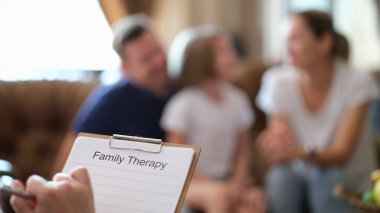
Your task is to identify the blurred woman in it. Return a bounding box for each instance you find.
[161,27,265,213]
[258,10,379,213]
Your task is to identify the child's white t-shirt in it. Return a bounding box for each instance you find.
[161,82,254,179]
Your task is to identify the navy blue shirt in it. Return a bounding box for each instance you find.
[73,80,170,140]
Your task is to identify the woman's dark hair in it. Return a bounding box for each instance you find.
[295,10,349,59]
[334,32,350,61]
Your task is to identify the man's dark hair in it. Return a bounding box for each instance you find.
[121,26,146,46]
[118,26,146,59]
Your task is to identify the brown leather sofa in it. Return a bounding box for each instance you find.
[0,80,96,181]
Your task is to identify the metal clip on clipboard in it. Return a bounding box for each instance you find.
[108,134,164,153]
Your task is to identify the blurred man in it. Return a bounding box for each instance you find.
[53,14,170,173]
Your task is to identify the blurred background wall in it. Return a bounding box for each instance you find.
[0,0,378,82]
[99,0,380,73]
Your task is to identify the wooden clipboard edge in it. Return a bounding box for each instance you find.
[76,133,201,213]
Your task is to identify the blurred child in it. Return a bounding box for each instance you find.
[161,27,265,213]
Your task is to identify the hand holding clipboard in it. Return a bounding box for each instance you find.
[3,167,95,213]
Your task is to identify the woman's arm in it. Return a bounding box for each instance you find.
[266,102,370,166]
[305,102,370,166]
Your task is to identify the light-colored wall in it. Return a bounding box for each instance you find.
[155,0,263,60]
[99,0,127,25]
[99,0,264,61]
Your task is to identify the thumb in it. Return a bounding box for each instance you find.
[70,167,91,185]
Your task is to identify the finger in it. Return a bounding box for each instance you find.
[257,199,266,213]
[260,197,267,213]
[255,190,266,213]
[245,189,259,211]
[26,175,48,196]
[11,180,25,190]
[70,167,91,185]
[53,173,72,182]
[10,181,34,213]
[251,189,266,213]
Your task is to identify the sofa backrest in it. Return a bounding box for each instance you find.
[0,80,96,181]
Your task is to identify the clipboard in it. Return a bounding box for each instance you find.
[62,132,200,213]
